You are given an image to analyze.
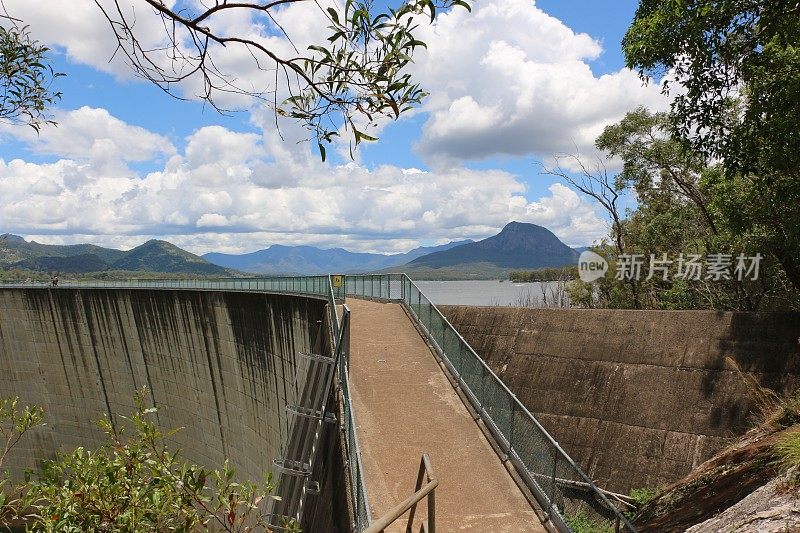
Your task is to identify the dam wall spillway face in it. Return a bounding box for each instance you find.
[440,306,800,494]
[0,288,331,501]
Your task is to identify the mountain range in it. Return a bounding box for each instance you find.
[201,240,472,275]
[1,222,583,279]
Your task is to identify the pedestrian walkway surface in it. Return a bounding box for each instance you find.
[347,298,548,532]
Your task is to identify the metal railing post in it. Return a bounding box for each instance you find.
[480,364,487,416]
[509,400,516,455]
[548,448,558,517]
[428,487,436,533]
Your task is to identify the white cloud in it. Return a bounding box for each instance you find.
[4,0,666,166]
[410,0,669,165]
[196,213,231,228]
[0,109,606,253]
[524,183,608,245]
[185,127,260,168]
[4,0,666,167]
[1,0,172,79]
[0,106,175,163]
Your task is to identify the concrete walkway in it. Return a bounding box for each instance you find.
[347,298,548,532]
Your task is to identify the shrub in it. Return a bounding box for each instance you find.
[0,389,298,532]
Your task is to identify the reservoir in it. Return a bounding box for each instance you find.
[414,280,568,307]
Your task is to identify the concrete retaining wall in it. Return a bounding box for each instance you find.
[440,306,800,493]
[0,288,326,493]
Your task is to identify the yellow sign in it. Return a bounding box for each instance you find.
[332,275,343,288]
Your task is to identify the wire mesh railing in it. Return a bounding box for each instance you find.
[45,275,346,297]
[344,273,404,300]
[345,273,636,533]
[1,276,341,296]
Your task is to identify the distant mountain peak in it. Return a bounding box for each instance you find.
[138,239,172,247]
[500,221,548,234]
[492,222,564,247]
[407,221,577,271]
[0,233,25,243]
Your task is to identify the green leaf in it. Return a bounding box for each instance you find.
[326,7,339,24]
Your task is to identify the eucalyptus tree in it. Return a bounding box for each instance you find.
[623,0,800,292]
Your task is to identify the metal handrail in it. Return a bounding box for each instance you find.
[364,453,437,533]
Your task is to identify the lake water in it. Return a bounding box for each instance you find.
[415,280,568,307]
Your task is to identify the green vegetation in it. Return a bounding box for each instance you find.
[775,429,800,473]
[558,2,800,311]
[616,0,799,306]
[564,511,615,533]
[769,390,800,481]
[0,268,242,283]
[393,263,513,280]
[509,266,577,283]
[0,237,237,278]
[0,390,295,532]
[0,398,43,527]
[629,487,659,508]
[0,24,62,131]
[560,105,798,311]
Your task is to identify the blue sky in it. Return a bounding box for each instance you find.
[0,0,665,254]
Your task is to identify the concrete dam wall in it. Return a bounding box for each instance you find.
[440,306,800,494]
[0,288,328,493]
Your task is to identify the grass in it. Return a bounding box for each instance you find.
[564,511,615,533]
[629,486,659,507]
[726,356,800,430]
[775,428,800,474]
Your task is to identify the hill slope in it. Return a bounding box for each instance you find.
[13,253,113,274]
[202,240,472,274]
[0,233,126,264]
[0,235,231,276]
[111,240,231,275]
[405,222,578,273]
